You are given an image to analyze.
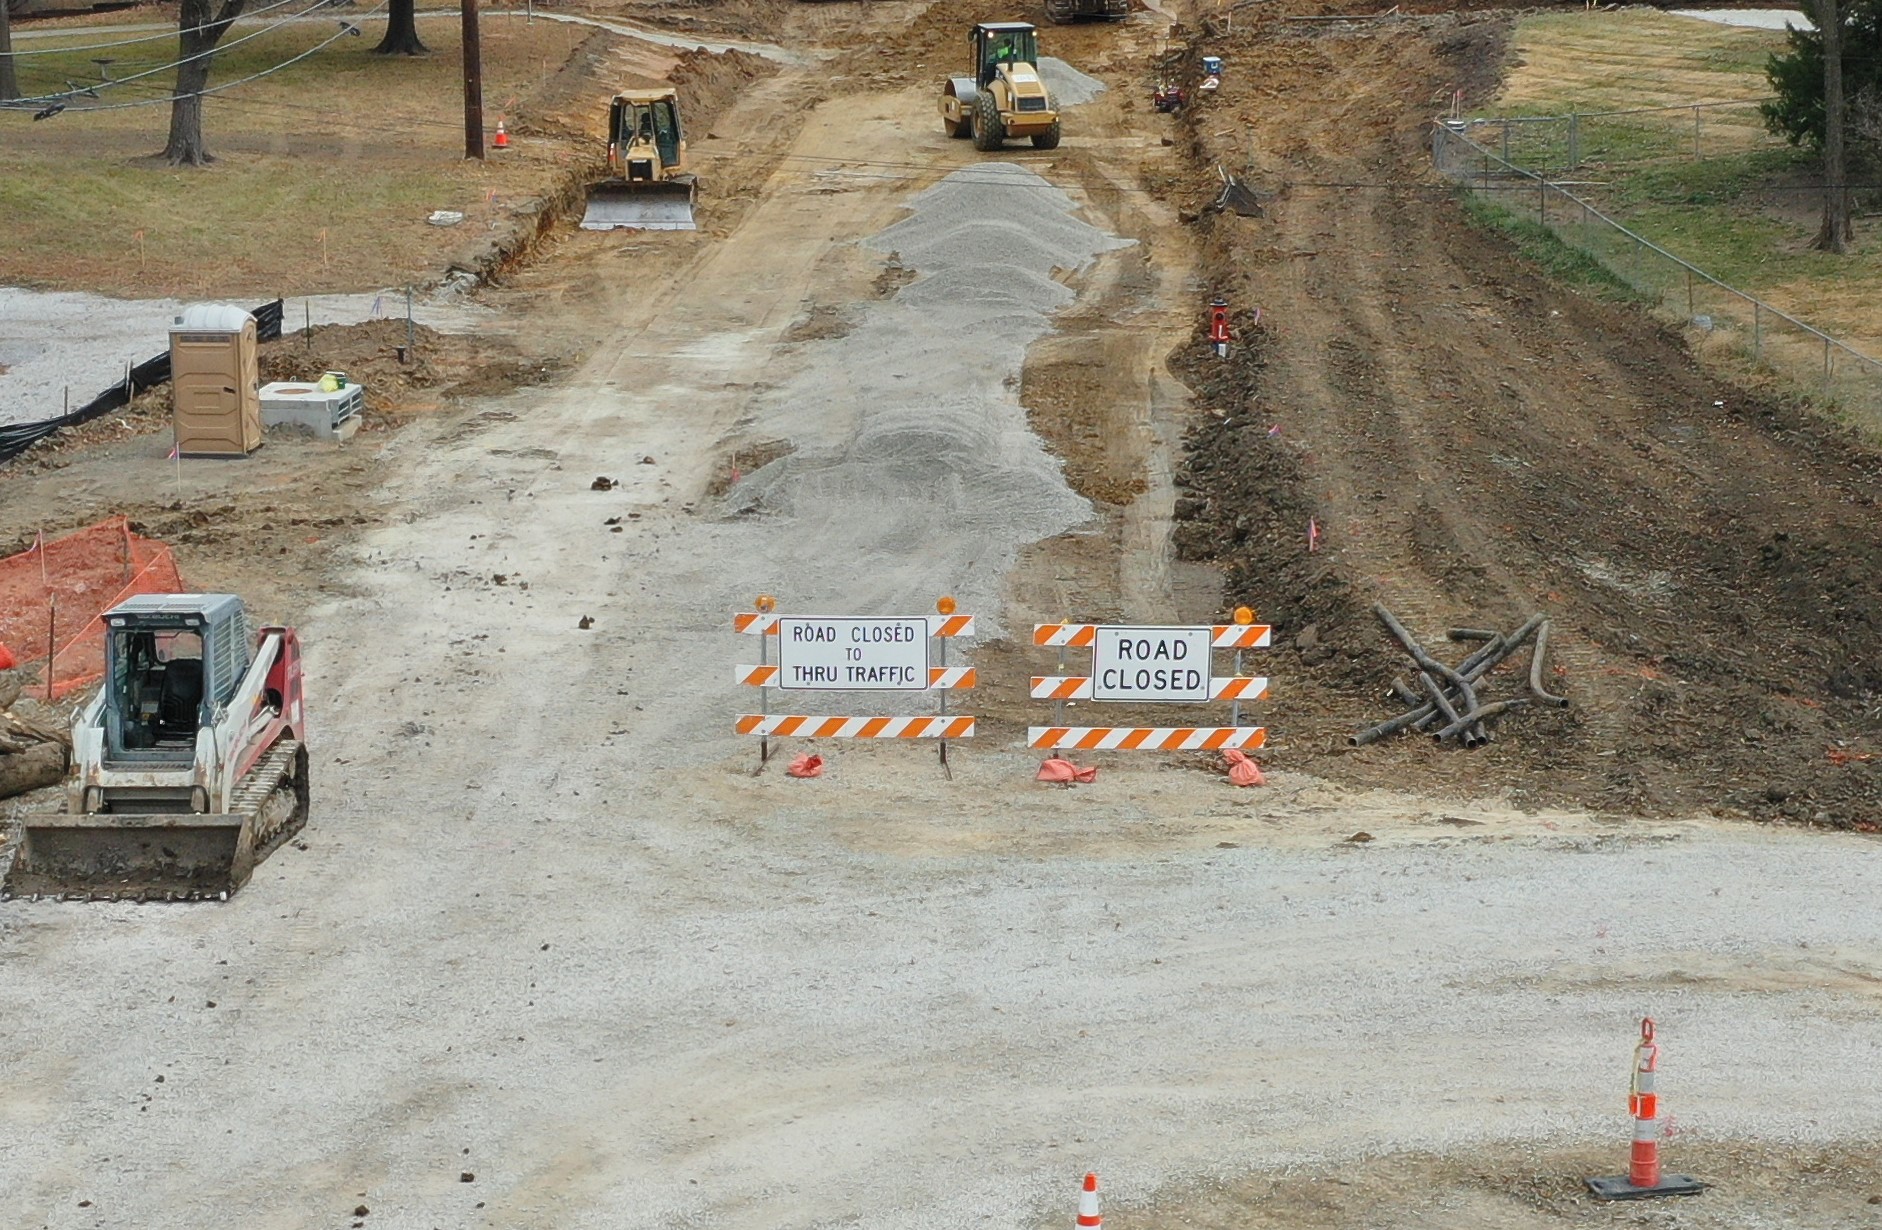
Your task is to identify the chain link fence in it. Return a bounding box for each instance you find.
[1432,121,1882,429]
[1449,98,1781,174]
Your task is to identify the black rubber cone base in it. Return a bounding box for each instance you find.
[1586,1173,1706,1201]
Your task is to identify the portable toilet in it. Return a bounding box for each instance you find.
[169,304,262,457]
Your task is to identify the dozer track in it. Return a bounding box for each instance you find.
[2,740,309,903]
[1045,0,1128,21]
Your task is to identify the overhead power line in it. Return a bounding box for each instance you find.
[0,0,331,58]
[4,5,384,116]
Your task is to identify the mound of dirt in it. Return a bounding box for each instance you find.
[260,320,561,419]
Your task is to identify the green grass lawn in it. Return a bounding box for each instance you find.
[1485,9,1882,365]
[0,16,599,296]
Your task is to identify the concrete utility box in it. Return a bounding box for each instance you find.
[258,381,363,441]
[169,304,262,457]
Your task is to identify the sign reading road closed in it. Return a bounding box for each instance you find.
[776,616,931,690]
[1091,626,1212,702]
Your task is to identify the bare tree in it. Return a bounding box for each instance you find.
[373,0,429,56]
[1815,0,1854,251]
[162,0,251,166]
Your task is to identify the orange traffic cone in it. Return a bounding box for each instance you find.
[1586,1018,1704,1200]
[493,119,510,150]
[1076,1173,1101,1230]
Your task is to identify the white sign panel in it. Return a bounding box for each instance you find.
[775,617,931,690]
[1091,625,1211,703]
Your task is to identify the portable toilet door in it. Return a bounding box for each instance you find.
[170,304,263,457]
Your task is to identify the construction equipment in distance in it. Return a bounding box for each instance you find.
[940,23,1061,152]
[2,594,309,902]
[1046,0,1128,21]
[581,87,698,231]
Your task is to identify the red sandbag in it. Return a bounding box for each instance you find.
[1224,748,1265,787]
[1036,757,1098,785]
[786,753,825,779]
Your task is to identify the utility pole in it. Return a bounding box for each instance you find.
[0,0,19,103]
[1814,0,1851,251]
[462,0,484,160]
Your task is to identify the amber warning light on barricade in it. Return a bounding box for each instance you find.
[1234,605,1255,625]
[937,595,957,615]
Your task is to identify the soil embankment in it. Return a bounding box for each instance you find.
[1167,10,1882,824]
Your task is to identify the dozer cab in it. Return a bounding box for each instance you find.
[940,22,1061,152]
[581,88,698,231]
[3,594,309,902]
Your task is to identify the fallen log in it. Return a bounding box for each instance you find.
[0,742,66,800]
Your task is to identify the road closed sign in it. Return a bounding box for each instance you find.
[1091,626,1212,702]
[776,617,931,690]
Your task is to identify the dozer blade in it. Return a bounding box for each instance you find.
[2,741,307,902]
[581,180,697,231]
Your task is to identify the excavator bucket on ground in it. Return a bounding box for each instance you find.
[582,87,698,231]
[1,594,311,903]
[581,178,698,231]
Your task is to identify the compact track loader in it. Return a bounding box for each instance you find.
[939,22,1061,152]
[582,88,698,231]
[3,594,309,902]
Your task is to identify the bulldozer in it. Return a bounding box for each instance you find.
[940,22,1061,152]
[581,87,698,231]
[1045,0,1128,21]
[2,594,310,902]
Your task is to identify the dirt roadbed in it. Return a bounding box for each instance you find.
[2,3,1880,1229]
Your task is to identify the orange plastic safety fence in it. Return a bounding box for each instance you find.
[0,516,187,698]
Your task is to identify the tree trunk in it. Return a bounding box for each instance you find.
[161,0,249,167]
[373,0,429,55]
[0,0,19,103]
[1815,0,1853,251]
[0,742,66,801]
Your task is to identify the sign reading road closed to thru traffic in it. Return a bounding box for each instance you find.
[776,617,931,690]
[1091,626,1212,702]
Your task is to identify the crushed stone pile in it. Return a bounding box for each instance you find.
[724,163,1133,642]
[1039,56,1107,106]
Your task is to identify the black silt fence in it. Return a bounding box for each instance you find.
[0,299,285,465]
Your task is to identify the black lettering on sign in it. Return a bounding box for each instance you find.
[791,623,838,643]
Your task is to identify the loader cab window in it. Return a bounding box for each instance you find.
[979,30,1035,86]
[649,100,681,166]
[109,627,205,752]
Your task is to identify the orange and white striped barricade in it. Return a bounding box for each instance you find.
[734,595,975,772]
[1586,1018,1704,1200]
[1076,1172,1102,1229]
[1028,608,1270,757]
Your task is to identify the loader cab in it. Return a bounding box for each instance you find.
[101,594,251,762]
[974,22,1038,88]
[609,92,683,179]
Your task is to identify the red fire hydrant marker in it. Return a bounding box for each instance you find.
[1585,1018,1705,1200]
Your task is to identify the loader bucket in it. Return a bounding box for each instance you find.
[3,812,258,901]
[581,180,698,231]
